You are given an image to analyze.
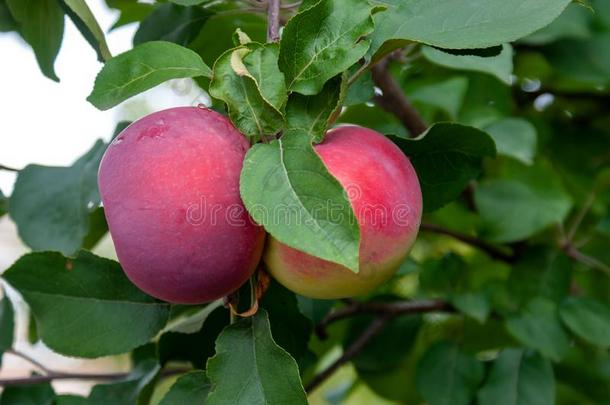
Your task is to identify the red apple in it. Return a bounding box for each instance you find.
[98,107,265,304]
[265,126,422,299]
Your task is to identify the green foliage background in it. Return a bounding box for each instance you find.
[1,0,610,404]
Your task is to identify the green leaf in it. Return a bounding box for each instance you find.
[9,140,106,255]
[279,0,381,95]
[408,76,469,119]
[522,3,592,45]
[261,280,314,367]
[296,296,335,323]
[88,41,212,110]
[105,0,154,30]
[478,349,555,405]
[484,118,537,165]
[422,44,514,85]
[158,371,211,405]
[3,251,170,358]
[168,0,210,5]
[240,131,360,272]
[133,4,211,47]
[451,292,491,323]
[206,310,307,405]
[0,189,7,217]
[507,248,572,307]
[559,297,610,348]
[285,74,345,143]
[60,0,111,61]
[0,294,14,366]
[88,345,160,405]
[0,0,17,32]
[416,341,484,405]
[82,207,109,250]
[391,123,496,212]
[368,0,572,58]
[158,306,228,368]
[209,43,285,138]
[506,298,570,362]
[6,0,64,81]
[345,70,374,106]
[0,382,55,405]
[475,162,572,243]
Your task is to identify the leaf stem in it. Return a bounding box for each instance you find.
[0,164,19,172]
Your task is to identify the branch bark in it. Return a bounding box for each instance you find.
[371,58,427,137]
[420,223,515,263]
[267,0,281,42]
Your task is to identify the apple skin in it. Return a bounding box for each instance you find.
[98,107,265,304]
[265,126,422,299]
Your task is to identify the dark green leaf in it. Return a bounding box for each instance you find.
[522,3,592,45]
[6,0,64,81]
[285,74,345,143]
[391,123,496,212]
[0,0,17,32]
[158,371,211,405]
[158,306,228,368]
[484,118,537,165]
[9,140,105,255]
[559,297,610,348]
[0,382,55,405]
[240,131,360,272]
[296,296,335,323]
[88,345,160,405]
[416,341,484,405]
[3,251,170,358]
[55,395,89,405]
[261,280,314,367]
[478,349,555,405]
[345,70,374,106]
[82,207,109,250]
[134,4,211,46]
[369,0,572,58]
[60,0,111,61]
[422,44,513,85]
[451,292,491,323]
[0,294,14,366]
[88,41,212,110]
[506,298,570,361]
[206,310,307,404]
[279,0,381,95]
[105,0,154,29]
[0,189,7,217]
[475,162,572,243]
[209,42,285,138]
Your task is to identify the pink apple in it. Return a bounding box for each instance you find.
[265,126,422,299]
[98,107,265,304]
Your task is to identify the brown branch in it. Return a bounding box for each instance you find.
[316,298,451,336]
[267,0,281,42]
[0,367,189,387]
[4,349,52,375]
[420,223,515,263]
[371,58,427,137]
[306,315,392,393]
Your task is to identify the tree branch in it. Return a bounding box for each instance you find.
[4,349,52,375]
[0,164,19,172]
[315,298,451,338]
[420,223,515,263]
[306,314,392,393]
[371,58,427,137]
[0,367,189,387]
[267,0,281,42]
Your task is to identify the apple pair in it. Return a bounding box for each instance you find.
[98,107,422,304]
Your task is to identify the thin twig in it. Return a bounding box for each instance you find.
[371,58,427,137]
[4,349,52,375]
[316,299,451,336]
[0,367,189,387]
[0,164,19,172]
[306,315,392,393]
[562,243,610,276]
[267,0,281,42]
[566,190,596,242]
[420,223,515,262]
